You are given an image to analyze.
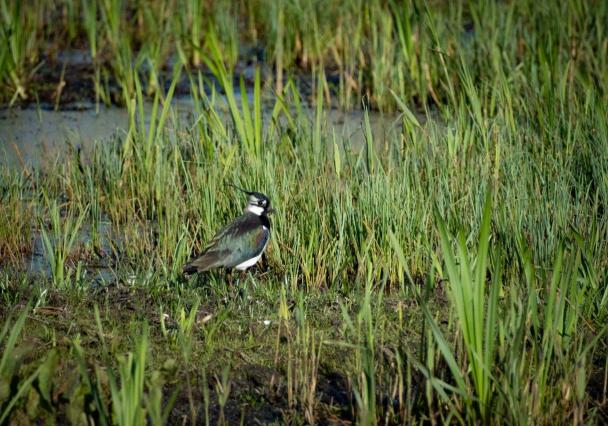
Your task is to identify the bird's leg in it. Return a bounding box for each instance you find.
[230,270,243,300]
[226,268,233,287]
[237,270,249,299]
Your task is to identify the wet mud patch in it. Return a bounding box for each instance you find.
[10,47,306,110]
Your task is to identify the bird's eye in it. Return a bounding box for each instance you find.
[258,201,264,207]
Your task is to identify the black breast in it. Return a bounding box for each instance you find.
[260,214,271,230]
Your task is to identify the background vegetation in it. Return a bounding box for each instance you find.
[1,0,607,424]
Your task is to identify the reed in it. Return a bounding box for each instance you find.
[0,0,607,423]
[39,195,88,287]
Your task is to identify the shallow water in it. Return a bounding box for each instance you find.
[0,97,403,168]
[1,106,128,168]
[28,221,117,284]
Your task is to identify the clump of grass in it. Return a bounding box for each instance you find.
[274,289,321,424]
[107,330,148,426]
[39,196,88,287]
[343,279,380,425]
[0,307,42,424]
[0,0,40,104]
[0,172,33,266]
[203,31,263,157]
[426,190,499,419]
[71,307,174,425]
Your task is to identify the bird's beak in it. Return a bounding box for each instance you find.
[267,207,276,215]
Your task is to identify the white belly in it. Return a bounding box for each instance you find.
[235,252,263,270]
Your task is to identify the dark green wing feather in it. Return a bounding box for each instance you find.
[183,213,270,273]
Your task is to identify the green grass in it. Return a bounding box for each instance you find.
[1,0,606,111]
[1,0,608,424]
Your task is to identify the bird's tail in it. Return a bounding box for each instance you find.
[182,262,198,275]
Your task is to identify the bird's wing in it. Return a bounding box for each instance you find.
[184,214,269,272]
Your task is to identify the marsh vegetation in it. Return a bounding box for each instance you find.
[1,0,608,424]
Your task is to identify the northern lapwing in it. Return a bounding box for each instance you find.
[183,186,274,275]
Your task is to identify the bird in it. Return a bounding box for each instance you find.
[183,185,274,275]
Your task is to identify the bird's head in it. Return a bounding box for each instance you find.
[230,184,275,216]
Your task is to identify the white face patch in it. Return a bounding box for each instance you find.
[245,204,264,215]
